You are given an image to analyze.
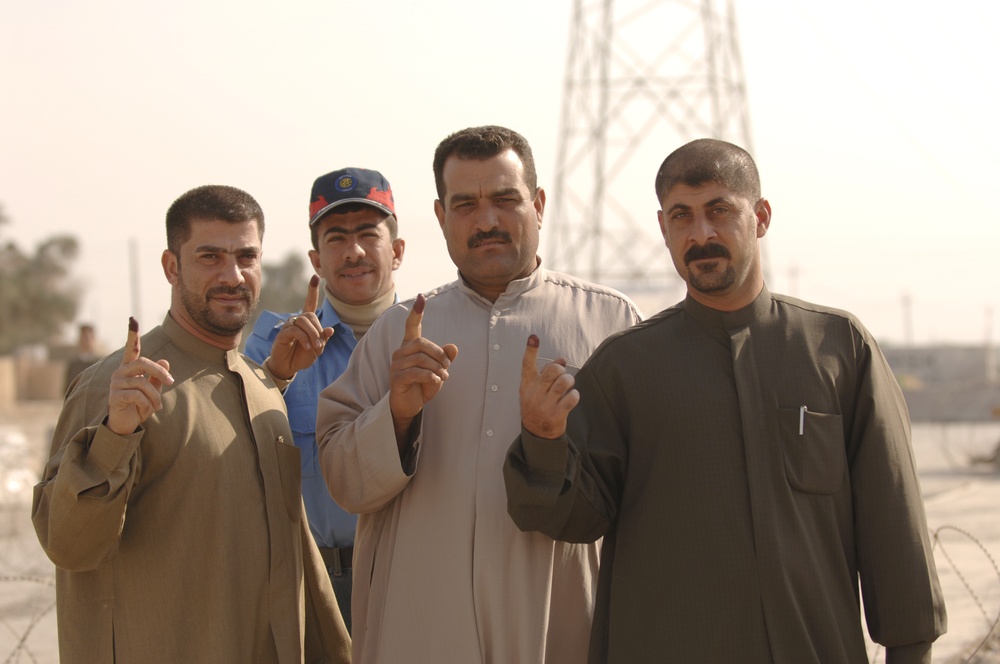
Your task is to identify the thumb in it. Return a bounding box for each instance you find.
[149,359,171,390]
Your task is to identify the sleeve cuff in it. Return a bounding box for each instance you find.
[262,357,295,392]
[885,641,932,664]
[520,429,571,475]
[91,423,144,472]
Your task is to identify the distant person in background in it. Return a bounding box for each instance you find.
[63,323,99,393]
[246,166,405,633]
[506,138,947,663]
[32,184,350,663]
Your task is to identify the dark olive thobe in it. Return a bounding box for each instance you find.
[505,287,946,664]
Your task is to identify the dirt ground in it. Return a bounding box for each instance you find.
[2,403,998,663]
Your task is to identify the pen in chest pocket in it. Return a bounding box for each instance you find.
[799,405,808,435]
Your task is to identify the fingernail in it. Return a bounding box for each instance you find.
[414,293,425,314]
[128,316,139,332]
[310,274,319,288]
[527,334,539,347]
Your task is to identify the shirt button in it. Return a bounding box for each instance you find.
[492,343,500,351]
[486,429,494,437]
[493,310,501,316]
[490,385,498,392]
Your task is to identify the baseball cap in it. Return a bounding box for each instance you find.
[308,167,396,226]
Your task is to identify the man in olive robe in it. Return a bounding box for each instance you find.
[506,139,946,663]
[33,185,350,663]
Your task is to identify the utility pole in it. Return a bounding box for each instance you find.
[546,0,758,310]
[901,292,913,347]
[986,306,997,385]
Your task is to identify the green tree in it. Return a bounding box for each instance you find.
[0,206,81,354]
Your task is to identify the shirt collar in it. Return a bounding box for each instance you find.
[455,257,546,305]
[162,313,236,367]
[683,284,772,336]
[317,294,346,328]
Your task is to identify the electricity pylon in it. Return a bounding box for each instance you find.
[546,0,756,307]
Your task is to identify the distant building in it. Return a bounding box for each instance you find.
[883,344,1000,422]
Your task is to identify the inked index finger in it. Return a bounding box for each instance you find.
[123,316,140,365]
[304,274,320,313]
[402,293,425,343]
[521,334,541,383]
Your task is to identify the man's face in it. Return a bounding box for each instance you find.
[433,150,544,301]
[309,207,404,306]
[163,218,262,342]
[657,182,770,309]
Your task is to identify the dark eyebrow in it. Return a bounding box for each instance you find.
[448,193,477,205]
[195,244,260,254]
[322,222,382,237]
[448,186,524,206]
[667,197,735,215]
[705,197,735,207]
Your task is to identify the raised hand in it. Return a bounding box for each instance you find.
[389,294,459,444]
[267,274,335,380]
[519,334,579,439]
[107,317,174,436]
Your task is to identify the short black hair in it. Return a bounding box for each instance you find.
[165,185,264,255]
[432,125,537,201]
[654,138,761,204]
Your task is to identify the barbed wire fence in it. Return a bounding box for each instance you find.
[1,424,56,664]
[934,525,1000,663]
[2,421,999,663]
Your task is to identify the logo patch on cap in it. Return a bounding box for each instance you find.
[335,175,357,192]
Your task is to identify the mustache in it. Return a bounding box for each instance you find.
[468,229,511,248]
[684,243,730,264]
[206,285,253,302]
[336,261,374,275]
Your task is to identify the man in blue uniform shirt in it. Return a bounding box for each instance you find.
[246,167,405,632]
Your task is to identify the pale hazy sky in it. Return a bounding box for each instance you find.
[2,0,998,351]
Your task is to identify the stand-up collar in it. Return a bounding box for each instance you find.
[161,314,237,368]
[455,259,546,305]
[683,285,772,337]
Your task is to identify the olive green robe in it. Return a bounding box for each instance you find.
[32,315,350,663]
[505,287,946,663]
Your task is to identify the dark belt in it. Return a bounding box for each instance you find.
[319,546,353,577]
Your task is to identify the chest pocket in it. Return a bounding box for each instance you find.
[286,400,321,477]
[273,436,303,523]
[778,407,846,495]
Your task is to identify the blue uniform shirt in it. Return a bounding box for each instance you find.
[245,296,369,548]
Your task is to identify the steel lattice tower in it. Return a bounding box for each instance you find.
[546,0,755,307]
